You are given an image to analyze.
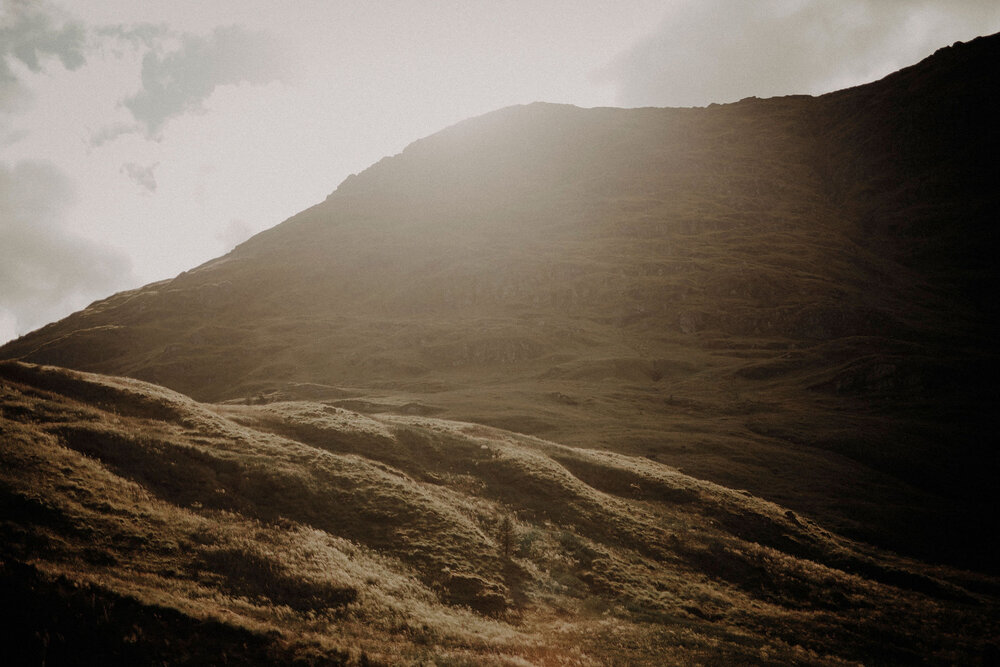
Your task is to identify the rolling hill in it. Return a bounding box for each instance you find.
[2,32,1000,664]
[2,360,998,664]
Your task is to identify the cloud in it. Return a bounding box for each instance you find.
[0,160,134,343]
[1,125,28,146]
[88,121,142,147]
[123,25,288,136]
[598,0,1000,108]
[121,161,158,193]
[94,22,169,50]
[1,6,286,142]
[0,0,87,111]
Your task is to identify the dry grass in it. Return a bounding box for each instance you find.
[2,361,998,664]
[3,61,997,574]
[2,36,999,663]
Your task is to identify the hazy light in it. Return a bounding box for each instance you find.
[1,0,998,344]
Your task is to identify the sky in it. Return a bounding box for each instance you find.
[1,0,998,344]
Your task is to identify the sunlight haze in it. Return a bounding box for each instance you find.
[1,0,998,343]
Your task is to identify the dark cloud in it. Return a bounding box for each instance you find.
[124,25,287,136]
[0,0,87,111]
[1,4,285,140]
[0,160,134,342]
[121,161,158,193]
[1,125,28,146]
[89,121,142,147]
[0,59,31,113]
[94,22,170,50]
[598,0,1000,108]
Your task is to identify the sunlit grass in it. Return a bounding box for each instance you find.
[2,361,997,664]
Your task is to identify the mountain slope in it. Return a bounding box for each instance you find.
[2,34,999,572]
[2,361,998,665]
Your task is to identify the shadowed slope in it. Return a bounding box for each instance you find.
[2,361,998,664]
[2,35,998,572]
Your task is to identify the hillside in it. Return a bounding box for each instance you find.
[2,31,999,590]
[2,361,999,664]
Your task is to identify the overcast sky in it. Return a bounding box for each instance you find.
[1,0,998,344]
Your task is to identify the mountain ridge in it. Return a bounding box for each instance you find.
[3,33,999,576]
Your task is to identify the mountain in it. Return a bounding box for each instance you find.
[6,33,998,570]
[2,33,1000,664]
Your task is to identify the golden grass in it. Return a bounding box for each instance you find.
[3,71,996,576]
[2,361,998,664]
[3,40,1000,660]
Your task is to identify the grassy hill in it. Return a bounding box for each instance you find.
[3,34,997,574]
[2,32,1000,664]
[2,361,998,664]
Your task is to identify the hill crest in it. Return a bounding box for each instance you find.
[3,359,998,663]
[2,32,999,572]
